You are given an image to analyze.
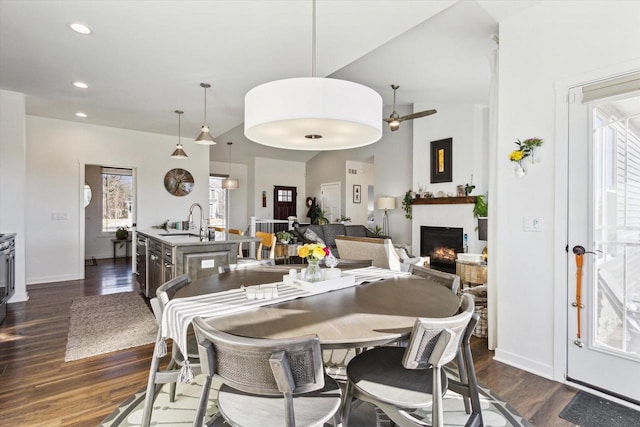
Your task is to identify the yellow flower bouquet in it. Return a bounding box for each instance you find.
[297,243,330,261]
[509,137,543,164]
[509,137,543,176]
[297,243,330,282]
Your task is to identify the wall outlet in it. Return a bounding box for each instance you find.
[201,259,215,269]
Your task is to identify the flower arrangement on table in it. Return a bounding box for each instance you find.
[297,243,329,261]
[509,137,543,176]
[297,243,330,282]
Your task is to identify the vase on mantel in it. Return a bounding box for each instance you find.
[303,259,323,282]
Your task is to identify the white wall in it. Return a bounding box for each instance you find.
[25,116,210,284]
[253,157,306,221]
[496,1,640,379]
[210,160,249,231]
[0,90,27,302]
[345,160,373,226]
[411,104,489,256]
[305,104,414,242]
[372,105,414,245]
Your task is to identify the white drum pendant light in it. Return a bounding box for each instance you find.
[244,1,382,151]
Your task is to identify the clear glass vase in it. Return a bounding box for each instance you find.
[303,259,323,282]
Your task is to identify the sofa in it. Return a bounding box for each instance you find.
[291,224,385,258]
[334,235,426,272]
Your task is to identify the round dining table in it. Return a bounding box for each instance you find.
[174,265,461,349]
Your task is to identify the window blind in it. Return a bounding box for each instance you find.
[101,167,132,176]
[582,72,640,103]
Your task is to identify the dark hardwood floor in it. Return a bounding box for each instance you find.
[0,258,577,426]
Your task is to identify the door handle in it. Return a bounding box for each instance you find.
[572,244,597,344]
[573,245,585,341]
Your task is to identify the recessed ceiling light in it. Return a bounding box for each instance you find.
[72,81,89,89]
[69,23,92,35]
[75,112,87,118]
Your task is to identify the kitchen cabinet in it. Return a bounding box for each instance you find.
[137,230,255,297]
[0,234,16,324]
[147,240,164,298]
[136,235,148,295]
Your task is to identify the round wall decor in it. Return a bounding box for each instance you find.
[164,168,195,197]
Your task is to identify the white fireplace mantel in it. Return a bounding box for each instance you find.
[411,202,484,257]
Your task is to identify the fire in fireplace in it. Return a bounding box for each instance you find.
[420,226,463,273]
[432,246,457,263]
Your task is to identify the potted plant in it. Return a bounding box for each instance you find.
[473,194,488,240]
[402,190,413,219]
[276,230,292,243]
[115,226,129,240]
[368,225,383,236]
[337,215,351,224]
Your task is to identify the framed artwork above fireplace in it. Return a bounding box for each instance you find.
[430,137,452,183]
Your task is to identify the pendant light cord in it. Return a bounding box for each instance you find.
[203,87,207,123]
[311,0,316,78]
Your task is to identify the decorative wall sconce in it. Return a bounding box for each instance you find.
[509,137,543,177]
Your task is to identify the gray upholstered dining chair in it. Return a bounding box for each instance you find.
[342,294,482,427]
[407,263,472,412]
[141,274,201,427]
[192,316,343,427]
[409,264,461,295]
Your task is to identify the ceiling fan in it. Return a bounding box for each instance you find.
[384,84,437,131]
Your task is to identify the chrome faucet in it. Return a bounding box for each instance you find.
[187,203,207,240]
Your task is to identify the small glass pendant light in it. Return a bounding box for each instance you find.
[195,83,217,145]
[171,110,188,159]
[222,142,239,189]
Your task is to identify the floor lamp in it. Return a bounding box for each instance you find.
[377,197,396,236]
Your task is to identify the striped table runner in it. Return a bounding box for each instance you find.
[160,267,409,361]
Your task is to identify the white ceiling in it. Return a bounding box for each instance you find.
[0,0,536,162]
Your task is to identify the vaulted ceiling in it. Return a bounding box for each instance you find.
[0,0,537,162]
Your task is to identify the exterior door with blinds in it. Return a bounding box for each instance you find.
[567,79,640,403]
[273,185,296,221]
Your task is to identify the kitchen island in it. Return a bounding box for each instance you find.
[136,229,258,298]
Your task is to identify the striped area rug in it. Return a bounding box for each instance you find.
[102,349,532,427]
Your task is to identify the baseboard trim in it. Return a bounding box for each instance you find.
[494,348,554,380]
[27,273,83,285]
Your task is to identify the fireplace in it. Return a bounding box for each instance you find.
[420,226,463,273]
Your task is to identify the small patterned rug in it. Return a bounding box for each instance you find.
[102,349,532,426]
[65,292,157,362]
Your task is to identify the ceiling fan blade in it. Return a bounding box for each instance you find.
[398,109,437,122]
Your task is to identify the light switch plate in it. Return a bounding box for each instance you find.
[52,212,69,220]
[523,216,542,232]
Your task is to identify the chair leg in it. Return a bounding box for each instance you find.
[169,381,177,403]
[341,380,354,427]
[141,333,164,427]
[432,366,444,427]
[463,343,483,419]
[193,374,213,427]
[456,351,471,414]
